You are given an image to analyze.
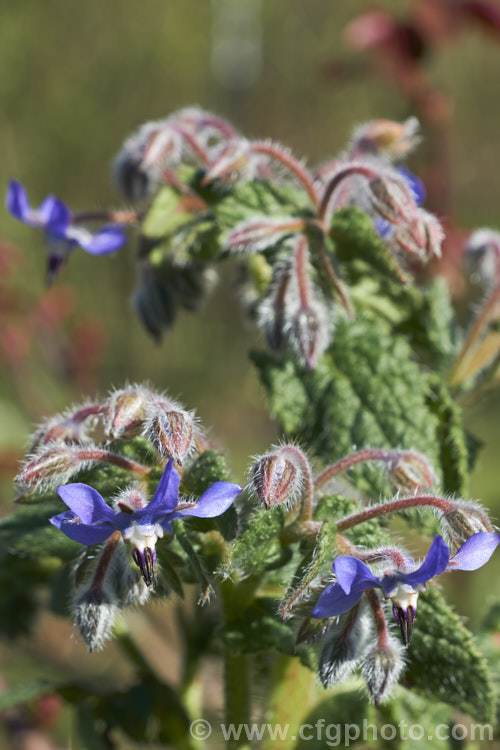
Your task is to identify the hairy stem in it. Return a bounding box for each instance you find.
[250,141,319,207]
[76,448,151,477]
[336,495,453,532]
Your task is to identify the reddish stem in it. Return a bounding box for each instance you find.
[318,244,354,319]
[294,235,311,309]
[76,448,151,477]
[73,210,137,224]
[318,164,377,223]
[336,495,453,532]
[366,589,389,649]
[250,142,319,208]
[90,530,122,591]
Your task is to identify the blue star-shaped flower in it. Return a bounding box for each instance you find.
[6,180,126,281]
[50,459,241,586]
[313,533,500,645]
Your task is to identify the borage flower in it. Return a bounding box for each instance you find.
[6,180,126,281]
[313,533,500,645]
[50,459,241,587]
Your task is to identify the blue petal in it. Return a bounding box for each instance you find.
[50,510,114,545]
[6,180,31,223]
[146,460,181,514]
[57,483,116,525]
[448,532,500,571]
[68,225,127,255]
[312,581,368,619]
[398,535,450,587]
[333,555,381,595]
[45,198,71,235]
[172,481,242,520]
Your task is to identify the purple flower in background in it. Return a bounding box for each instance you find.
[50,459,241,586]
[6,180,126,281]
[313,533,500,645]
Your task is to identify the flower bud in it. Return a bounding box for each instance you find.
[361,636,405,705]
[145,401,197,465]
[289,305,330,370]
[202,139,251,185]
[389,451,437,492]
[16,444,94,491]
[369,175,416,225]
[318,610,370,688]
[30,414,92,452]
[73,586,119,652]
[391,209,443,261]
[104,386,151,439]
[437,499,493,550]
[250,444,307,510]
[351,117,420,159]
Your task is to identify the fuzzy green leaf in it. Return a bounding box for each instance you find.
[407,586,495,722]
[216,180,312,232]
[0,502,80,561]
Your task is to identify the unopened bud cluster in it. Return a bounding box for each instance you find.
[16,384,201,492]
[110,109,444,368]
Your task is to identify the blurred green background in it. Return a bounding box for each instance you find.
[1,0,500,743]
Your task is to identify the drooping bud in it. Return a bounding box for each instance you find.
[390,209,443,261]
[30,404,102,451]
[145,400,198,465]
[104,386,151,439]
[351,117,420,159]
[202,139,252,185]
[113,121,162,202]
[250,444,307,510]
[389,451,437,492]
[369,174,417,225]
[318,609,370,688]
[224,217,306,254]
[361,635,405,705]
[256,261,291,353]
[73,586,119,652]
[15,444,95,491]
[289,304,330,370]
[437,499,493,550]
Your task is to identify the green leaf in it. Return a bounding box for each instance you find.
[406,586,495,722]
[331,206,406,285]
[224,506,285,578]
[216,180,312,232]
[222,597,315,669]
[253,316,446,502]
[180,449,229,495]
[0,502,80,561]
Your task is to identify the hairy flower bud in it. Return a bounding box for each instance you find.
[391,209,443,261]
[369,175,416,225]
[352,117,420,158]
[318,610,370,688]
[389,451,437,492]
[104,386,151,439]
[203,139,252,185]
[16,444,94,491]
[289,305,330,371]
[145,400,197,465]
[73,587,119,652]
[250,444,307,510]
[361,636,405,705]
[437,499,493,550]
